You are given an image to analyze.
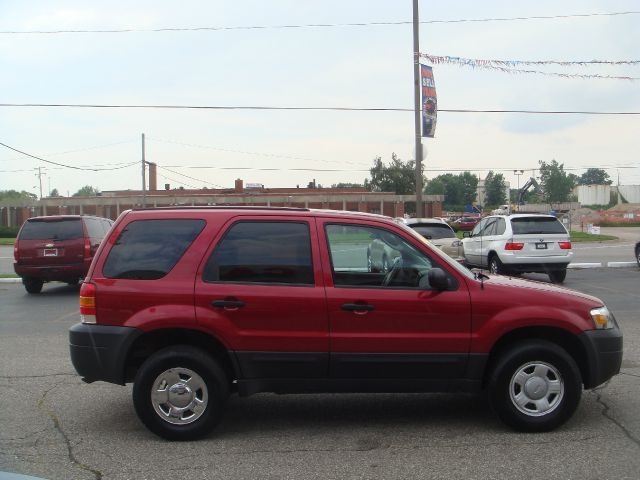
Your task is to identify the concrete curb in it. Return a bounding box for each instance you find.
[569,262,637,269]
[0,278,21,283]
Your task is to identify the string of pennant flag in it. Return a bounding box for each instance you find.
[420,54,640,81]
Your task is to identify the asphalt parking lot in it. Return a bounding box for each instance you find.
[0,266,639,480]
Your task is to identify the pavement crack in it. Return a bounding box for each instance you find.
[620,372,640,380]
[591,382,640,448]
[0,372,75,379]
[37,384,103,480]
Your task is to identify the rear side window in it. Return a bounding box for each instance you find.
[19,219,83,240]
[410,224,455,239]
[203,221,313,285]
[511,217,567,235]
[103,219,205,280]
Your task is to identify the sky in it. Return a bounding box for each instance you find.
[0,0,639,197]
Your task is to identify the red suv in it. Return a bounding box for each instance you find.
[14,215,113,293]
[69,207,622,440]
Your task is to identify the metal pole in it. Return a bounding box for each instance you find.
[37,166,43,200]
[412,0,423,218]
[141,133,146,207]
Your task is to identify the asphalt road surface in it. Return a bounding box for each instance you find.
[1,267,639,480]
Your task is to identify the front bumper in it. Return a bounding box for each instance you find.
[69,323,143,385]
[578,328,623,389]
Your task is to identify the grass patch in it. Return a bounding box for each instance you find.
[570,231,618,242]
[0,238,15,245]
[0,273,18,278]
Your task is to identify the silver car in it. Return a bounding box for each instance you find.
[402,218,464,261]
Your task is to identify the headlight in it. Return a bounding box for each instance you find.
[590,306,615,330]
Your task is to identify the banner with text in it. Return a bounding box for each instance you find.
[420,64,437,137]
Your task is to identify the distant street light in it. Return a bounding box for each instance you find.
[514,170,524,210]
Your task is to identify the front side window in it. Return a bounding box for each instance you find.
[325,224,447,289]
[470,219,486,237]
[203,221,313,285]
[103,219,205,280]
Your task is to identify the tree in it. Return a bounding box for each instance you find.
[49,188,60,197]
[484,171,507,207]
[72,185,100,197]
[578,168,612,185]
[424,171,477,208]
[364,153,423,194]
[0,190,37,201]
[538,160,574,203]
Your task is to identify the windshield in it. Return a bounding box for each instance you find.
[18,218,83,240]
[511,217,567,235]
[410,223,456,239]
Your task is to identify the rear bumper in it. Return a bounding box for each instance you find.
[578,328,623,389]
[69,323,143,385]
[15,262,87,280]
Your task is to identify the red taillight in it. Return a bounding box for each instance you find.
[79,282,97,323]
[84,238,91,258]
[559,241,572,250]
[505,242,524,250]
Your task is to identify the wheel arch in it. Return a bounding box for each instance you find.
[482,326,589,389]
[123,328,239,385]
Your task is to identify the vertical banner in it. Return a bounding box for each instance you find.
[420,64,437,137]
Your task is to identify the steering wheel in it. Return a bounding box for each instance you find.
[382,257,403,286]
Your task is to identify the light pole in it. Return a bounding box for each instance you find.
[513,169,524,210]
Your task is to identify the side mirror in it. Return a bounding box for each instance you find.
[427,268,449,291]
[462,231,471,238]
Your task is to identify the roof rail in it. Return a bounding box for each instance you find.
[131,206,310,212]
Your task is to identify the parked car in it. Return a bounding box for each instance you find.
[69,207,621,440]
[461,214,573,283]
[402,218,464,261]
[13,215,113,293]
[450,216,480,232]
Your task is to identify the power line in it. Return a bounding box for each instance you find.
[1,104,639,115]
[156,165,223,188]
[148,137,370,167]
[0,141,139,171]
[1,11,637,34]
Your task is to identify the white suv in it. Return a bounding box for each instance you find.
[461,214,573,283]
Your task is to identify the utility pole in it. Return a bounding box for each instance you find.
[412,0,424,218]
[141,133,146,207]
[34,166,44,200]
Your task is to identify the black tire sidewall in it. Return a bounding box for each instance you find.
[23,278,43,294]
[549,269,567,283]
[133,346,229,441]
[488,340,582,432]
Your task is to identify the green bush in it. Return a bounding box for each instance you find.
[0,226,19,238]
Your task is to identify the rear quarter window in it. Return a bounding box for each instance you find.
[84,217,105,239]
[511,217,567,235]
[102,219,205,280]
[18,218,83,240]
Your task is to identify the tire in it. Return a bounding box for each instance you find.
[636,246,640,268]
[488,255,503,275]
[23,277,43,294]
[548,268,567,284]
[133,345,230,441]
[487,339,582,432]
